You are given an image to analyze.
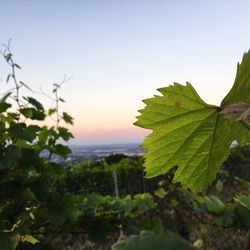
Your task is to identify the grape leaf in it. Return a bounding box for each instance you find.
[135,82,249,192]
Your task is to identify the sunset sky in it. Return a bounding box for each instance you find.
[1,0,250,144]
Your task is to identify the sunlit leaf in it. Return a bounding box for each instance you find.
[135,51,250,192]
[21,234,39,244]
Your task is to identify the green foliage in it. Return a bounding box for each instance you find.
[0,44,76,249]
[189,192,250,227]
[112,230,195,250]
[1,43,249,249]
[0,44,156,248]
[234,195,250,210]
[62,157,144,196]
[222,144,250,181]
[204,195,225,213]
[135,51,250,192]
[234,195,250,226]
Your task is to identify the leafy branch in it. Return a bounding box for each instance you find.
[0,40,32,113]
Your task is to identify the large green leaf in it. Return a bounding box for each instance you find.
[135,82,249,192]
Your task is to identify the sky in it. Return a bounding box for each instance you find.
[1,0,250,144]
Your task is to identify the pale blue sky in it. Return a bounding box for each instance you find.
[1,0,250,144]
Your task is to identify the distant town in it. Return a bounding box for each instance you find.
[45,143,147,165]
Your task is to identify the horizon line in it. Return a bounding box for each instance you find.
[68,142,143,147]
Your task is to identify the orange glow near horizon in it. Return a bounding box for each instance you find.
[71,125,149,144]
